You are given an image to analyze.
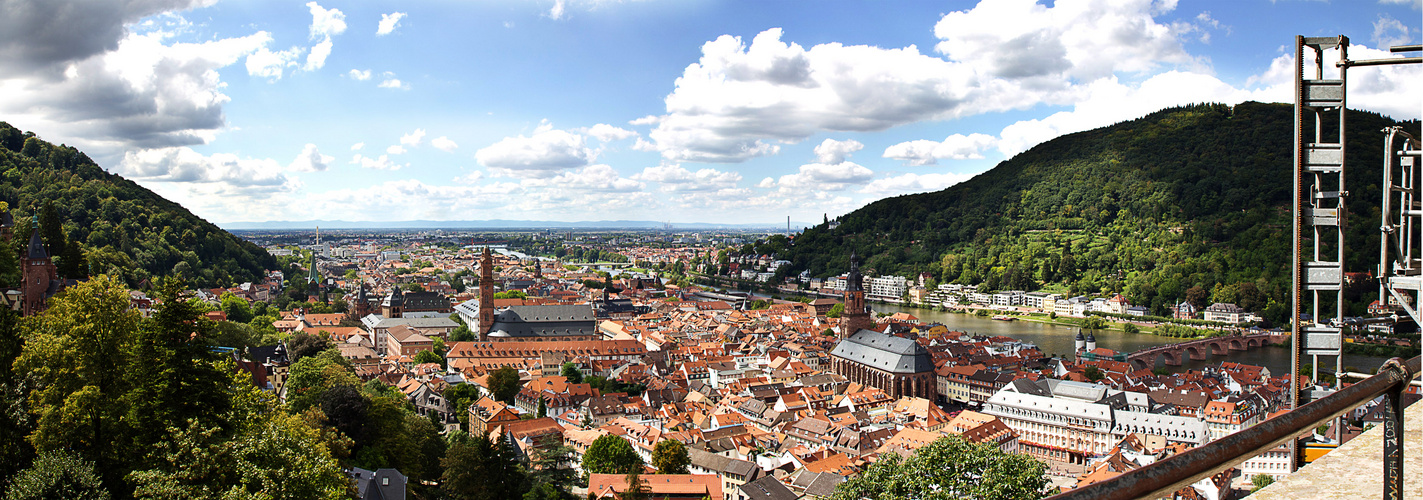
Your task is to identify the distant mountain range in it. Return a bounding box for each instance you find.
[220,219,816,230]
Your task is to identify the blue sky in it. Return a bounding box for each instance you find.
[0,0,1419,226]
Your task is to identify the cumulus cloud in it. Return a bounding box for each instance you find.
[632,164,742,192]
[304,38,333,71]
[245,40,303,80]
[643,0,1203,163]
[431,136,459,152]
[812,139,863,164]
[306,2,347,39]
[526,164,643,192]
[768,162,875,191]
[386,145,407,155]
[0,0,215,73]
[1373,15,1413,49]
[377,12,407,36]
[400,129,426,147]
[377,73,409,89]
[347,68,371,80]
[860,172,975,197]
[0,28,280,159]
[350,153,407,170]
[883,133,998,165]
[581,124,638,142]
[475,123,597,177]
[350,142,364,150]
[118,146,294,188]
[289,143,333,172]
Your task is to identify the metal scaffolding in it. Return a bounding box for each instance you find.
[1290,35,1421,473]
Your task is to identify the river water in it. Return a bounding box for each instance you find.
[870,303,1389,376]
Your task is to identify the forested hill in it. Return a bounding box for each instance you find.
[0,122,276,287]
[786,102,1421,322]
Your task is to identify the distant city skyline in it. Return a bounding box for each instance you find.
[0,0,1418,225]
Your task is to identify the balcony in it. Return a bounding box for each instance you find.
[1250,400,1420,499]
[1046,355,1420,500]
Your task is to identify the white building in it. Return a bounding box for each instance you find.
[866,275,909,301]
[984,379,1208,465]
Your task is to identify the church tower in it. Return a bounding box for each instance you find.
[478,247,495,341]
[21,217,57,316]
[839,251,875,337]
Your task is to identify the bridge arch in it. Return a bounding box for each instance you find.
[1210,340,1229,356]
[1247,338,1261,348]
[1228,338,1245,351]
[1185,345,1210,361]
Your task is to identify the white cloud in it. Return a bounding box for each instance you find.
[860,172,975,196]
[118,147,295,189]
[386,145,407,155]
[769,162,875,191]
[1373,15,1413,49]
[289,143,333,172]
[1378,0,1422,9]
[475,124,597,177]
[378,77,409,90]
[350,153,407,170]
[351,142,364,151]
[347,68,371,80]
[883,133,998,166]
[304,38,333,71]
[549,0,567,20]
[644,0,1201,163]
[0,28,279,159]
[526,164,643,192]
[377,12,408,36]
[400,129,426,147]
[245,41,303,80]
[812,139,863,165]
[431,136,459,152]
[454,171,484,184]
[306,2,348,39]
[582,124,638,142]
[632,164,742,192]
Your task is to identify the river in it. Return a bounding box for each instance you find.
[869,303,1389,376]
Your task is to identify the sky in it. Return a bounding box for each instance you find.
[0,0,1419,227]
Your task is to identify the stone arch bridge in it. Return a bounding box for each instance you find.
[1126,332,1287,370]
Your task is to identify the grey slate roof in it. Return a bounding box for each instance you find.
[828,329,933,374]
[488,305,597,339]
[739,475,797,500]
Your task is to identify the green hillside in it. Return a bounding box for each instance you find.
[0,122,277,287]
[785,102,1421,323]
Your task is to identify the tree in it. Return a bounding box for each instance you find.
[442,433,529,500]
[284,350,360,413]
[581,435,644,476]
[560,362,583,384]
[1251,473,1275,492]
[617,468,648,500]
[127,382,351,500]
[5,450,110,500]
[650,439,689,474]
[1123,323,1140,334]
[444,384,481,431]
[488,367,521,405]
[413,350,443,367]
[528,435,576,496]
[831,435,1047,500]
[124,279,233,468]
[1083,366,1105,382]
[1185,286,1209,311]
[15,275,139,490]
[450,324,476,342]
[220,292,254,324]
[287,332,330,363]
[537,397,547,419]
[826,303,844,318]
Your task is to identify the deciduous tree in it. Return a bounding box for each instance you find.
[581,435,643,476]
[650,439,689,474]
[831,435,1047,500]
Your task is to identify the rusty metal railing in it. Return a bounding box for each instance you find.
[1045,355,1420,500]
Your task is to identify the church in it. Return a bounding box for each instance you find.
[828,252,936,400]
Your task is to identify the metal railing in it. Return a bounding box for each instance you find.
[1044,355,1420,500]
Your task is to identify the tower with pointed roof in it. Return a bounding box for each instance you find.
[21,216,58,316]
[839,251,875,337]
[478,247,495,341]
